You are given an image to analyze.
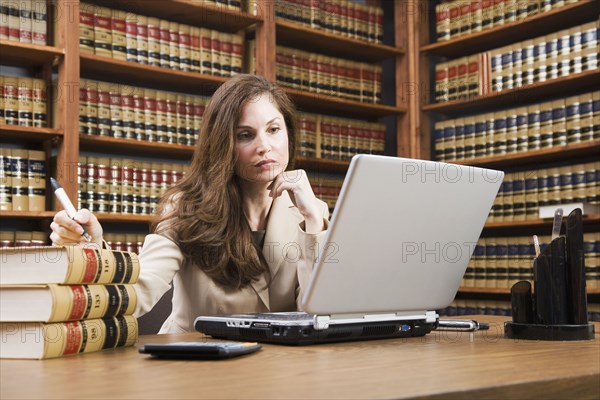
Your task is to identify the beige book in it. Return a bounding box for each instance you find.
[79,3,97,54]
[547,167,561,206]
[31,78,46,128]
[27,149,45,211]
[93,6,112,58]
[512,172,526,222]
[175,94,186,145]
[446,60,458,101]
[210,29,221,75]
[0,147,12,211]
[107,157,122,214]
[220,32,232,77]
[231,34,243,76]
[476,238,490,288]
[524,170,539,221]
[435,3,450,42]
[3,75,18,125]
[144,88,158,142]
[146,17,161,66]
[7,0,20,41]
[506,109,518,154]
[579,93,593,141]
[539,101,554,149]
[493,110,507,155]
[158,19,170,68]
[96,82,111,136]
[179,24,192,72]
[0,75,4,122]
[120,85,134,140]
[155,90,168,142]
[168,21,180,70]
[94,156,110,213]
[17,77,33,127]
[136,15,148,64]
[9,148,29,211]
[526,104,541,150]
[200,28,212,75]
[495,237,510,289]
[18,0,32,43]
[434,62,448,103]
[166,92,178,144]
[31,0,46,45]
[0,2,9,40]
[111,9,127,61]
[124,11,137,62]
[190,26,201,73]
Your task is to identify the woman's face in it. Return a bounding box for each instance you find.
[234,94,289,184]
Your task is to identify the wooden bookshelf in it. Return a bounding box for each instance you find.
[276,20,404,62]
[80,53,227,94]
[458,287,600,295]
[0,125,63,142]
[79,135,195,158]
[484,215,600,230]
[95,213,154,224]
[0,40,64,67]
[453,141,600,169]
[421,0,600,58]
[0,211,56,219]
[296,157,350,174]
[422,69,600,115]
[85,0,262,32]
[286,87,406,118]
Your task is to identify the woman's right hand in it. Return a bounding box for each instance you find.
[50,209,103,246]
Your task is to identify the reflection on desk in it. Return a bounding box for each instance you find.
[1,316,599,400]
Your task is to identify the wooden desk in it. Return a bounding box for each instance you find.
[1,316,599,399]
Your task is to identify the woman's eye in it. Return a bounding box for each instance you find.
[270,127,280,134]
[236,132,252,140]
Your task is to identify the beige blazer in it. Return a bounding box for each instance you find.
[133,191,330,334]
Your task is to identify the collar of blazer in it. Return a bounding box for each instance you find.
[250,190,303,310]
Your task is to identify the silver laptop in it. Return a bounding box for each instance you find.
[195,155,504,344]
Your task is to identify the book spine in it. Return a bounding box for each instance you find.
[147,17,161,67]
[17,77,33,127]
[7,1,19,41]
[136,15,148,64]
[0,147,12,211]
[31,0,45,45]
[0,2,8,39]
[125,12,138,62]
[108,157,122,214]
[168,21,180,70]
[190,27,201,73]
[109,83,124,138]
[27,149,45,211]
[42,284,137,322]
[3,76,18,125]
[60,246,141,284]
[19,0,32,43]
[36,315,137,358]
[111,9,127,61]
[10,148,29,211]
[93,6,112,58]
[179,24,191,72]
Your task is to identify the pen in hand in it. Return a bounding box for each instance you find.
[50,177,91,242]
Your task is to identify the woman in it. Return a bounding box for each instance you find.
[50,74,330,333]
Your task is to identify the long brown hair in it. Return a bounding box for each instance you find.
[153,74,297,289]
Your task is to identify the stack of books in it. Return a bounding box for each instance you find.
[0,245,140,359]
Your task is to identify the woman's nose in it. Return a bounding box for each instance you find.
[256,132,272,154]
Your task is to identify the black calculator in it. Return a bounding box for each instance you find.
[139,341,262,360]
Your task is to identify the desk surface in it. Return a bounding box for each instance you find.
[1,316,599,400]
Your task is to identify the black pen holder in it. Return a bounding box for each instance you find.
[504,208,595,341]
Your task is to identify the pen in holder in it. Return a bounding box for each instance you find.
[504,208,595,340]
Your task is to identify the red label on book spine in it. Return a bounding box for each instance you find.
[63,322,82,355]
[68,285,87,320]
[82,248,98,283]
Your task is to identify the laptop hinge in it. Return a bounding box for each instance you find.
[314,311,439,330]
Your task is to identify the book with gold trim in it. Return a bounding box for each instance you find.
[0,284,137,323]
[0,246,140,285]
[0,315,137,359]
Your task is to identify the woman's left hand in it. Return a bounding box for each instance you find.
[268,169,324,233]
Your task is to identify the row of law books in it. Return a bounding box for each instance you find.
[434,91,600,163]
[308,173,344,212]
[0,246,140,359]
[435,0,577,43]
[487,161,600,222]
[104,232,145,255]
[247,41,382,104]
[270,0,384,44]
[0,75,48,128]
[79,3,242,77]
[0,230,46,247]
[462,233,600,290]
[0,0,47,45]
[437,300,512,317]
[0,148,45,211]
[79,79,210,147]
[77,156,186,216]
[297,112,385,161]
[434,21,598,102]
